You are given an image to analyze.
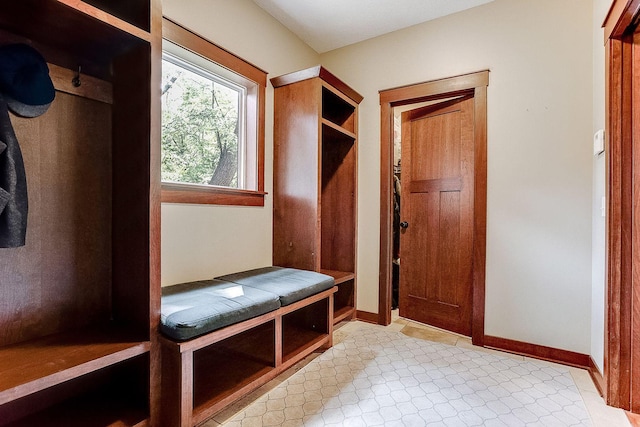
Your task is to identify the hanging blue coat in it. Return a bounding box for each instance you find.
[0,95,28,247]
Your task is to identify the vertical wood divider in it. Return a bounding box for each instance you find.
[181,350,194,427]
[275,316,283,367]
[325,293,335,349]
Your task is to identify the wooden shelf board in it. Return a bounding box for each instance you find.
[282,328,328,362]
[193,353,275,416]
[192,366,277,426]
[193,324,276,414]
[3,385,149,427]
[334,306,355,324]
[1,1,151,81]
[282,336,330,370]
[191,322,333,423]
[0,327,150,405]
[319,269,355,285]
[322,119,356,140]
[57,0,152,41]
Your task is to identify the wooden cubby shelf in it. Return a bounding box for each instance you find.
[1,0,160,424]
[0,327,150,405]
[162,288,335,427]
[322,85,356,133]
[282,297,330,363]
[321,118,356,140]
[282,330,328,363]
[79,0,152,34]
[272,66,362,326]
[0,1,151,81]
[334,306,356,324]
[319,269,356,285]
[192,322,276,422]
[2,356,150,427]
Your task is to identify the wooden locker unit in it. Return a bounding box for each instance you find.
[271,66,362,324]
[0,1,161,425]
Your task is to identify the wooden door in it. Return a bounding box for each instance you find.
[398,95,474,336]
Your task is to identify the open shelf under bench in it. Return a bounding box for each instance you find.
[319,270,356,323]
[160,286,336,427]
[192,322,276,423]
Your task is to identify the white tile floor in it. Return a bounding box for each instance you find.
[201,318,631,427]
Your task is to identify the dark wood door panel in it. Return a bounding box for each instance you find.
[399,96,474,337]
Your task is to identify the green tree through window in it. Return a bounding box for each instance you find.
[160,21,266,206]
[161,56,243,188]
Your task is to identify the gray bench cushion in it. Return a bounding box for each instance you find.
[161,279,281,341]
[216,267,335,306]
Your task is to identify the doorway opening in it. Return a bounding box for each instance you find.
[378,71,489,345]
[391,95,468,311]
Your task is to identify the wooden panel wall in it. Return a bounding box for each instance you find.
[111,44,152,337]
[0,91,112,346]
[272,79,321,271]
[320,133,356,273]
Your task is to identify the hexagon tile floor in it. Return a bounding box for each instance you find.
[203,321,630,427]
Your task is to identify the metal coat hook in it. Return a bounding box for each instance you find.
[72,66,81,87]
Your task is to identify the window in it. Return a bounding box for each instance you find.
[161,18,266,206]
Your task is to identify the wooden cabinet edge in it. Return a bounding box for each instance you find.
[57,0,152,41]
[270,65,363,104]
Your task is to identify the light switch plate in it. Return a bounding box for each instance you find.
[594,129,605,156]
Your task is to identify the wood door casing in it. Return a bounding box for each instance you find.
[604,0,640,412]
[399,96,474,336]
[378,70,489,345]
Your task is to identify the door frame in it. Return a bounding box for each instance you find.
[378,70,489,345]
[603,0,640,412]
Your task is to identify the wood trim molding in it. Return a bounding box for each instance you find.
[627,411,640,426]
[604,1,640,412]
[57,0,152,42]
[483,336,590,369]
[604,0,640,41]
[150,3,163,424]
[379,71,489,105]
[472,84,488,346]
[378,70,489,346]
[355,310,379,324]
[161,183,266,206]
[270,65,364,104]
[589,357,606,397]
[49,63,113,104]
[162,17,267,85]
[379,100,394,327]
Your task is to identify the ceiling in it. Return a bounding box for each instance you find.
[251,0,495,53]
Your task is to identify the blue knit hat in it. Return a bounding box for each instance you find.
[0,44,55,118]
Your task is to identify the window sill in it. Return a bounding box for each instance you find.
[161,183,266,207]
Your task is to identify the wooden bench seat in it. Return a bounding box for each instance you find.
[159,267,337,427]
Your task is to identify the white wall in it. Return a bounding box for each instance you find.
[161,0,599,356]
[321,0,594,353]
[591,0,612,373]
[161,0,319,286]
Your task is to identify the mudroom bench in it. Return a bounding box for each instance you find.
[159,267,337,427]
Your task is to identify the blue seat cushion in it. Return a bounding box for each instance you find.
[216,267,335,306]
[160,279,281,341]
